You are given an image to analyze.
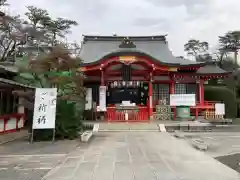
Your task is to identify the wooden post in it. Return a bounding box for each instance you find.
[169,80,176,120]
[199,79,204,105]
[149,73,153,120]
[100,68,105,121]
[101,70,104,86]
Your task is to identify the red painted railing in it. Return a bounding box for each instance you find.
[105,106,148,122]
[0,113,25,134]
[104,101,220,121]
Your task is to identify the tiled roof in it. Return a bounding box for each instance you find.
[0,77,35,88]
[196,65,231,75]
[79,35,202,66]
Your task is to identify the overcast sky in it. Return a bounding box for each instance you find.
[6,0,240,56]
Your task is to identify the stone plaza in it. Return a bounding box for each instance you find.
[1,131,240,180]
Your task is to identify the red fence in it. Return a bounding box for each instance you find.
[105,106,148,122]
[104,101,220,121]
[166,101,218,120]
[0,114,25,134]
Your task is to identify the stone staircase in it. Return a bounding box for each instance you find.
[98,123,160,132]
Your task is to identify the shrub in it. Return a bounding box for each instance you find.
[204,86,237,118]
[55,100,83,139]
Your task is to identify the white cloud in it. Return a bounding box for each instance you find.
[5,0,240,56]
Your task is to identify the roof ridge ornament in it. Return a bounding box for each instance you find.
[119,38,136,48]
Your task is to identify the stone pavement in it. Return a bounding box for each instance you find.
[0,130,28,144]
[0,138,81,180]
[0,154,65,180]
[98,122,159,131]
[43,132,240,180]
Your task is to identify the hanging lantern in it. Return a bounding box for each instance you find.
[126,81,129,87]
[122,81,126,87]
[129,81,133,87]
[132,81,135,88]
[136,81,140,87]
[114,81,117,87]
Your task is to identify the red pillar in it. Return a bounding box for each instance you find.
[169,80,176,120]
[149,73,153,120]
[169,81,175,94]
[101,70,104,86]
[199,79,204,105]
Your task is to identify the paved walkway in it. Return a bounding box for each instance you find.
[43,132,240,180]
[0,139,81,180]
[98,122,160,131]
[0,130,28,145]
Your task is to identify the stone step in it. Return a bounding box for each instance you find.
[98,123,159,131]
[165,122,213,132]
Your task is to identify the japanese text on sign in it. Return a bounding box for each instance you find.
[32,88,57,129]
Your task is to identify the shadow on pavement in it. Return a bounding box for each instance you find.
[216,153,240,173]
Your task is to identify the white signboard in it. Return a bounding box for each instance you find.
[33,88,57,129]
[99,86,106,111]
[215,103,225,115]
[170,94,196,106]
[85,88,92,110]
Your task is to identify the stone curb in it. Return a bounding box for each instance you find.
[165,123,214,132]
[215,124,232,127]
[93,124,99,133]
[81,131,93,142]
[174,130,185,139]
[98,130,160,132]
[158,124,166,132]
[191,138,208,151]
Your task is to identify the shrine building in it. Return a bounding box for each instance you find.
[79,35,231,122]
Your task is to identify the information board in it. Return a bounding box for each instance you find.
[170,94,196,106]
[99,86,106,111]
[215,103,225,115]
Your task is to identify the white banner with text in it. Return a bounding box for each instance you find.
[170,94,196,106]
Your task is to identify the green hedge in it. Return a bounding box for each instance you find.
[204,86,237,118]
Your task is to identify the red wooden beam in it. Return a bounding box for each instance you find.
[104,70,169,75]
